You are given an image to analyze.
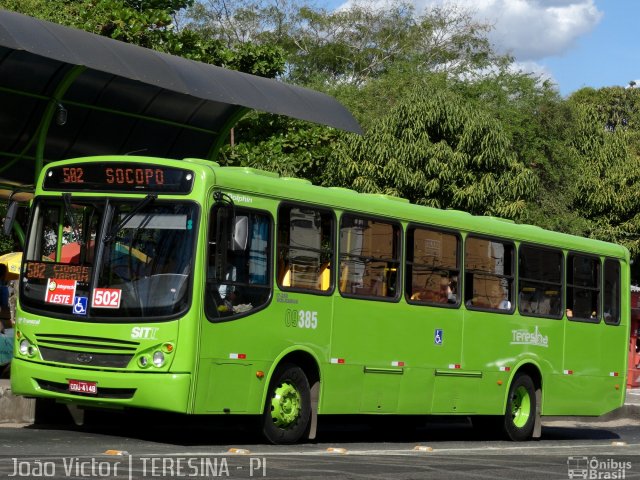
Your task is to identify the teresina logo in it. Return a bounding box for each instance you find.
[511,326,548,347]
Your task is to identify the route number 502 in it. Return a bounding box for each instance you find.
[92,288,122,308]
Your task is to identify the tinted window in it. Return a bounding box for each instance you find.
[465,237,514,312]
[206,207,271,320]
[339,215,400,300]
[518,245,563,318]
[277,205,333,293]
[406,227,459,307]
[567,254,600,322]
[603,259,621,325]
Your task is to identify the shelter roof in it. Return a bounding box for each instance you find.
[0,9,361,193]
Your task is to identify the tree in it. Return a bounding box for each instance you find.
[186,1,504,87]
[1,0,285,77]
[0,0,188,49]
[451,70,587,234]
[218,116,339,185]
[325,87,538,219]
[567,94,640,258]
[186,1,512,183]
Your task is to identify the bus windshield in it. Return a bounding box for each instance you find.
[21,198,196,320]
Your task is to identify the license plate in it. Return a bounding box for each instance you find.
[68,379,97,394]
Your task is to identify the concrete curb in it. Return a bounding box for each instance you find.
[0,379,34,424]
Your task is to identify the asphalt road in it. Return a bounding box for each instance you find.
[0,414,639,479]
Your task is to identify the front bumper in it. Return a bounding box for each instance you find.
[11,358,191,413]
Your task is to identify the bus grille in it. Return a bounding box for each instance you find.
[35,334,139,368]
[38,347,133,368]
[35,379,136,399]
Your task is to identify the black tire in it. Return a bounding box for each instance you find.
[503,374,536,441]
[262,363,311,444]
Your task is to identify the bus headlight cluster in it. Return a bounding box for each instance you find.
[137,343,173,369]
[19,339,36,357]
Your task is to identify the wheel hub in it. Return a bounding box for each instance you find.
[270,382,301,428]
[511,385,531,428]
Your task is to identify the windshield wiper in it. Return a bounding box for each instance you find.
[62,193,81,245]
[103,194,157,244]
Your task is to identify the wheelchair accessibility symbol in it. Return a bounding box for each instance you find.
[434,329,443,345]
[73,296,88,315]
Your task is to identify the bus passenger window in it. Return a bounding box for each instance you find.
[206,207,271,320]
[464,236,514,312]
[277,205,333,293]
[518,245,562,318]
[566,253,600,322]
[406,227,459,307]
[603,258,621,325]
[338,215,400,300]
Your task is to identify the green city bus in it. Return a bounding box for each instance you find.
[10,155,629,443]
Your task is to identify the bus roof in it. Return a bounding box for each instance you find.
[209,163,628,259]
[37,156,628,259]
[62,156,623,260]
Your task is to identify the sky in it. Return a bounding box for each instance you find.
[332,0,640,97]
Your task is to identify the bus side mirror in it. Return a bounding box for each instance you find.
[3,201,18,236]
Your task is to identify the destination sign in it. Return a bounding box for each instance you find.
[43,162,194,194]
[25,262,91,283]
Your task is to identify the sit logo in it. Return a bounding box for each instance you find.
[131,327,159,340]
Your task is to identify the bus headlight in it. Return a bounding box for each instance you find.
[19,339,32,356]
[138,355,150,368]
[152,351,165,368]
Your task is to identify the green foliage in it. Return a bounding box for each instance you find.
[567,99,640,257]
[226,42,286,78]
[1,0,283,76]
[123,0,193,14]
[452,71,585,234]
[219,115,339,185]
[325,88,538,219]
[185,1,506,86]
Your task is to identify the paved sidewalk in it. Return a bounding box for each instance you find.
[624,388,640,405]
[625,387,640,405]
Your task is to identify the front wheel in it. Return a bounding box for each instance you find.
[262,363,311,444]
[503,373,536,441]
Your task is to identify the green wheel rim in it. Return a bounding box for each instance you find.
[270,382,301,428]
[511,385,531,428]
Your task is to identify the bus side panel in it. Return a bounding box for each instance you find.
[193,289,333,415]
[461,311,563,415]
[323,299,463,415]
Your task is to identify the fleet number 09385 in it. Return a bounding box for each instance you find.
[284,309,318,329]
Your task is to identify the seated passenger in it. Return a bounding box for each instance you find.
[498,298,512,310]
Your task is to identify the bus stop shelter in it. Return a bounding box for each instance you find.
[0,9,361,197]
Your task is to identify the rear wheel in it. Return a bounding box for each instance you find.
[262,363,311,444]
[503,373,536,441]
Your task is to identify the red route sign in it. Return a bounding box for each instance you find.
[45,278,77,306]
